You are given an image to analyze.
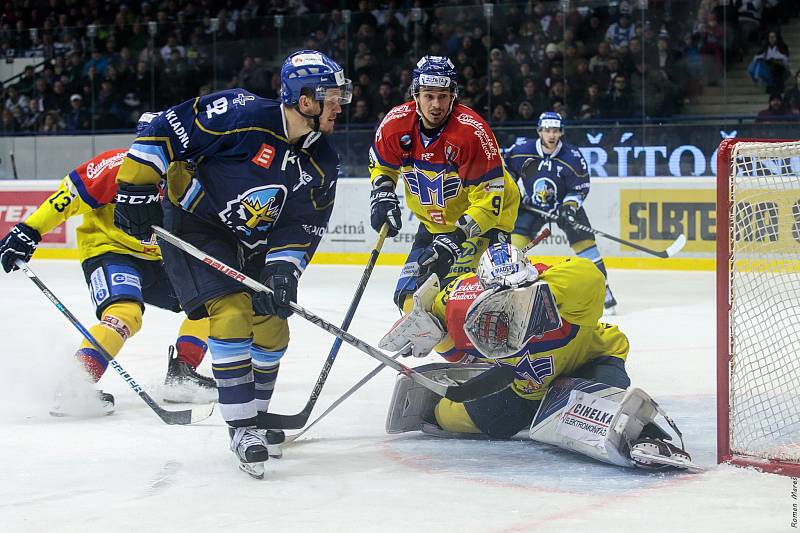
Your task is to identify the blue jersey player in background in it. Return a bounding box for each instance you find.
[111,50,352,478]
[504,112,617,313]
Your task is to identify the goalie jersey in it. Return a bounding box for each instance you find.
[431,257,629,400]
[504,137,590,212]
[24,148,162,262]
[116,88,338,270]
[368,101,519,235]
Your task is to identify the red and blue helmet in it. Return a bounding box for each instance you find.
[411,55,459,98]
[280,50,352,106]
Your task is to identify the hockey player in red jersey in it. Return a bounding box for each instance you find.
[368,55,520,311]
[0,147,213,415]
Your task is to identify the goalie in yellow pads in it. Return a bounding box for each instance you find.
[380,243,700,472]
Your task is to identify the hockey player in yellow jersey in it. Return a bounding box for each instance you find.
[0,148,213,415]
[380,243,700,471]
[368,56,519,311]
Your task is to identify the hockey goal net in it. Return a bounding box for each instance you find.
[717,138,800,476]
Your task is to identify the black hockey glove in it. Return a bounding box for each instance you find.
[521,157,537,179]
[0,223,41,273]
[556,200,578,230]
[369,176,401,237]
[254,262,300,319]
[114,183,163,240]
[415,228,466,283]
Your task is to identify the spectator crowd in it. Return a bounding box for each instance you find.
[0,0,798,135]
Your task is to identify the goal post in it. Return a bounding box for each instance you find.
[717,138,800,476]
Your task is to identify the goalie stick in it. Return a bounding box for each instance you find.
[16,260,215,425]
[260,224,389,430]
[153,226,516,403]
[529,207,686,258]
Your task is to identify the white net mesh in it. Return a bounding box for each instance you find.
[728,141,800,463]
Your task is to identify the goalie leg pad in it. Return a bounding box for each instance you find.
[385,363,492,434]
[529,377,661,468]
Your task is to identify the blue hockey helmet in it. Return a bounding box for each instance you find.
[411,55,459,98]
[280,50,352,106]
[537,111,563,130]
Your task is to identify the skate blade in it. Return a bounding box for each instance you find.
[162,383,217,404]
[238,461,265,479]
[630,449,704,473]
[267,443,283,459]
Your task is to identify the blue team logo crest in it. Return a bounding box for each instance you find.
[532,177,557,208]
[219,185,287,249]
[498,352,554,393]
[402,165,461,208]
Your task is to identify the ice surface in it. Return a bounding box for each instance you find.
[0,261,789,533]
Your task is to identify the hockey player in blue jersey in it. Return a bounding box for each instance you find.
[111,50,352,478]
[504,112,617,312]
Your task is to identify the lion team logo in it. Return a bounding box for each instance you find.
[402,165,461,208]
[532,177,557,208]
[219,185,287,248]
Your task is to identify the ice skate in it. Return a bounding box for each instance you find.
[630,437,704,473]
[229,427,268,479]
[163,345,217,404]
[603,285,617,315]
[265,429,285,459]
[50,388,115,417]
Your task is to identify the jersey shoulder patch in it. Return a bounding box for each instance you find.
[70,149,128,206]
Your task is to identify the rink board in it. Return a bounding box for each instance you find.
[0,177,717,270]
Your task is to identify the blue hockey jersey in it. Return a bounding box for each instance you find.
[504,137,589,213]
[116,88,339,273]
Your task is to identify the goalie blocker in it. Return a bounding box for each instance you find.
[386,365,702,472]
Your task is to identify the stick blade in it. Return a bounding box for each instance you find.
[257,410,308,430]
[157,402,216,425]
[443,365,516,403]
[664,234,687,258]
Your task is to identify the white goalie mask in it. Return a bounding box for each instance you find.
[477,243,539,289]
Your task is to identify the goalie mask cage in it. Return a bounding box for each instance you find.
[717,138,800,476]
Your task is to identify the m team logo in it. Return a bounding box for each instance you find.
[402,165,461,208]
[219,184,287,249]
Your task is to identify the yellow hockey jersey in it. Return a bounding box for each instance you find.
[368,101,519,235]
[432,257,629,400]
[24,149,161,263]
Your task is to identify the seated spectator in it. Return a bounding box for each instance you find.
[39,110,64,134]
[749,31,791,94]
[372,81,401,119]
[756,94,792,122]
[606,11,637,51]
[349,98,372,124]
[0,108,19,133]
[490,103,509,123]
[4,86,29,116]
[579,83,603,120]
[783,70,800,114]
[516,77,548,116]
[602,74,634,118]
[516,100,536,122]
[19,97,42,132]
[64,94,89,131]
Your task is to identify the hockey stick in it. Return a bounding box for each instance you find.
[15,260,215,425]
[528,207,686,258]
[152,226,516,403]
[260,224,389,430]
[521,227,551,253]
[284,353,401,445]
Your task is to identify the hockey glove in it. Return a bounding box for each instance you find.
[556,201,578,230]
[0,223,41,273]
[254,262,300,319]
[369,176,401,237]
[521,157,537,179]
[114,183,163,241]
[416,228,466,283]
